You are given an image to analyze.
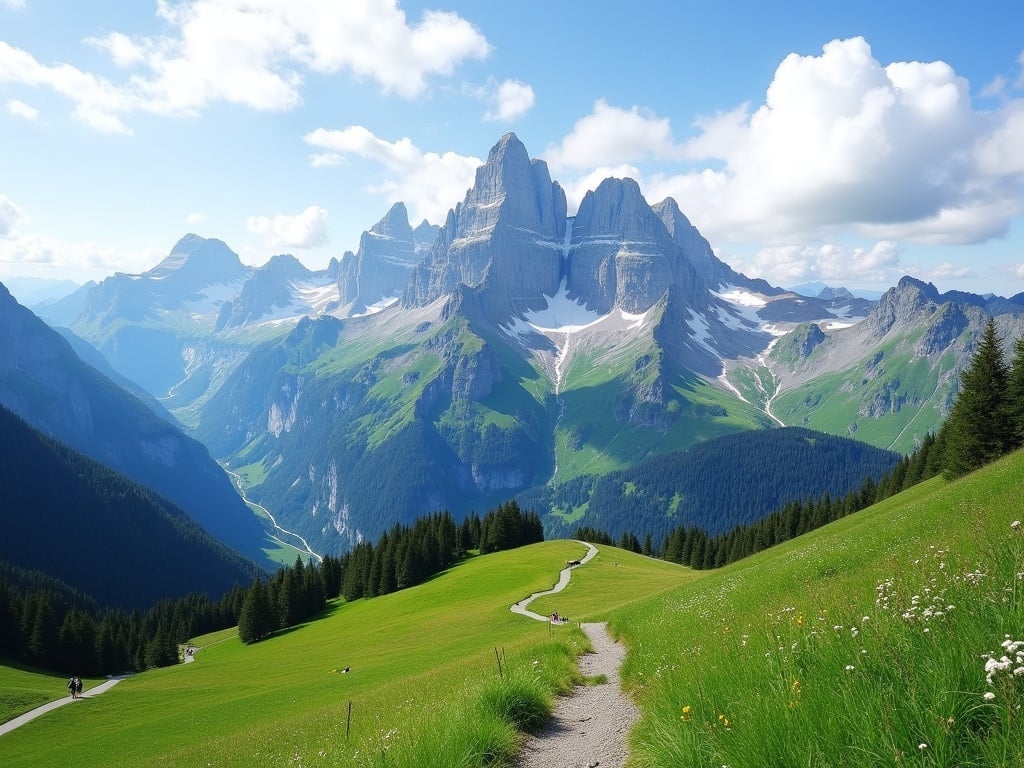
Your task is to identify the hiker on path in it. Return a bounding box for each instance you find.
[68,677,78,699]
[75,677,83,698]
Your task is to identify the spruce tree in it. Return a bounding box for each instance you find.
[1007,333,1024,448]
[942,319,1014,479]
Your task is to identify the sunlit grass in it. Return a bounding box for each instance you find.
[614,451,1024,767]
[0,541,631,767]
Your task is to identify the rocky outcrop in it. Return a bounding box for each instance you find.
[864,277,941,338]
[568,178,674,313]
[221,254,313,328]
[338,203,436,312]
[404,133,565,322]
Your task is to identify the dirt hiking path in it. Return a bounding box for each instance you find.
[509,543,638,768]
[513,622,638,768]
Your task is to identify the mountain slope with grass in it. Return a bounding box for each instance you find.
[1,446,1021,766]
[0,404,260,609]
[611,448,1024,767]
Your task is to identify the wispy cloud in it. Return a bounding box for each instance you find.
[0,1,491,133]
[246,205,329,250]
[304,126,481,224]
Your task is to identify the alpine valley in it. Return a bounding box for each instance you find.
[30,134,1024,555]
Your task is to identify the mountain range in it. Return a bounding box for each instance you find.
[29,133,1024,554]
[0,281,273,567]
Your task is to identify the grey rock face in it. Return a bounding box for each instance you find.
[568,178,675,314]
[338,202,434,311]
[404,133,565,321]
[222,254,312,328]
[865,277,940,338]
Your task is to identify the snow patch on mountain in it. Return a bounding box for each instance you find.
[350,294,401,318]
[503,280,652,337]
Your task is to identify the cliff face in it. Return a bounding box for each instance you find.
[338,202,436,312]
[404,133,566,321]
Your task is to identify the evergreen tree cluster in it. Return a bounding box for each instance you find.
[939,320,1024,479]
[237,555,333,644]
[575,427,947,570]
[329,502,542,609]
[547,427,899,542]
[0,561,247,675]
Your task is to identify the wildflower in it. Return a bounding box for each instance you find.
[681,705,693,721]
[983,692,996,701]
[845,664,855,671]
[1012,520,1021,530]
[919,743,928,750]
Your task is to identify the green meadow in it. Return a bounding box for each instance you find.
[2,449,1023,766]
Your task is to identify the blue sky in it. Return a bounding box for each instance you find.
[1,1,1023,295]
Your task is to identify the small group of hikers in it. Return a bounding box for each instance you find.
[550,611,569,624]
[67,676,83,699]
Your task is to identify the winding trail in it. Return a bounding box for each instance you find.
[223,467,322,563]
[511,541,597,621]
[0,676,129,737]
[510,543,639,768]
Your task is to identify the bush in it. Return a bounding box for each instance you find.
[478,671,552,733]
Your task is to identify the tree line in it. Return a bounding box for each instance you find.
[0,500,546,668]
[578,319,1024,570]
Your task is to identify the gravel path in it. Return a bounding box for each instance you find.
[513,622,638,768]
[0,676,129,737]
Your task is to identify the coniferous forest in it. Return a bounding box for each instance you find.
[4,318,1021,674]
[0,500,545,668]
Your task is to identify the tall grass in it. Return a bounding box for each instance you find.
[614,453,1024,767]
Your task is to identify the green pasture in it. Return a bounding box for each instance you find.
[5,448,1024,767]
[613,451,1024,767]
[0,665,104,724]
[0,540,649,767]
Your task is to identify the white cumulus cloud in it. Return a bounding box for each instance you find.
[0,1,490,132]
[246,205,329,250]
[303,126,482,224]
[729,240,903,287]
[544,98,685,173]
[0,194,25,237]
[483,79,535,122]
[550,38,1024,258]
[659,37,1024,246]
[5,98,37,120]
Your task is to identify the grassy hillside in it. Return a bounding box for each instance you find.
[611,451,1024,767]
[0,539,675,768]
[4,450,1021,767]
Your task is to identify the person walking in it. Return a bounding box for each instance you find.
[67,676,77,699]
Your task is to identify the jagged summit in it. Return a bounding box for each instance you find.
[403,133,565,318]
[370,202,414,240]
[144,234,245,284]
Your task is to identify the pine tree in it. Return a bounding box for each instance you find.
[238,579,274,644]
[941,319,1014,479]
[1007,333,1024,448]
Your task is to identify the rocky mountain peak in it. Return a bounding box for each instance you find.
[262,253,310,279]
[145,234,245,284]
[403,133,565,318]
[412,219,441,252]
[865,275,942,337]
[370,202,414,240]
[574,177,662,241]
